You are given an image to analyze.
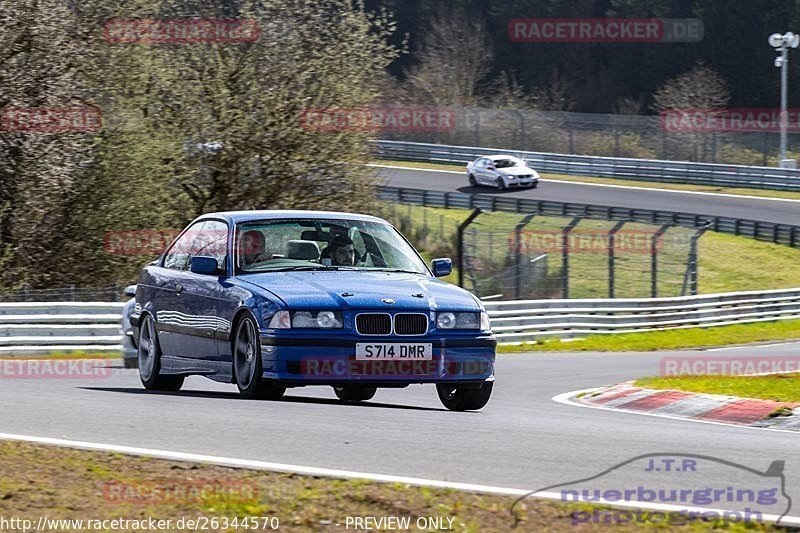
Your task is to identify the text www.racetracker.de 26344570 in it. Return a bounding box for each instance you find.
[0,516,280,531]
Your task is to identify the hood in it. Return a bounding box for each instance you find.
[239,271,480,311]
[498,166,537,176]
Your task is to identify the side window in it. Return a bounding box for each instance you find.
[193,220,228,271]
[474,158,485,169]
[163,221,204,270]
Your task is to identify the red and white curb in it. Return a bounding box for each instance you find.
[568,381,800,431]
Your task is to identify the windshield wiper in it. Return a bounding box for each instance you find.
[369,268,426,275]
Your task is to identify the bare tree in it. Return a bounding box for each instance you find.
[651,62,730,161]
[403,7,492,106]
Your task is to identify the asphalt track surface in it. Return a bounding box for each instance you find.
[375,166,800,226]
[1,343,798,521]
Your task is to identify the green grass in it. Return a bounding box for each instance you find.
[497,319,800,352]
[373,158,800,200]
[634,374,800,403]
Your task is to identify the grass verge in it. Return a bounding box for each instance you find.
[497,319,800,352]
[634,374,800,403]
[372,159,800,201]
[0,441,779,531]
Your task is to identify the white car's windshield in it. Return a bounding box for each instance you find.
[493,158,523,169]
[235,218,429,274]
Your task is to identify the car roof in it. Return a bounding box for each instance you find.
[198,210,389,225]
[484,154,523,161]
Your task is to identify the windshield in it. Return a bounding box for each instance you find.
[235,218,429,275]
[493,158,522,169]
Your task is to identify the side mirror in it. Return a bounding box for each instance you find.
[431,258,452,278]
[190,256,221,276]
[123,285,137,298]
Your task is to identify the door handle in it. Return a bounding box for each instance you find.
[175,284,183,295]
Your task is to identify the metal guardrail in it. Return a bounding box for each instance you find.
[1,293,798,350]
[372,140,800,192]
[0,302,125,354]
[484,288,800,343]
[376,186,800,249]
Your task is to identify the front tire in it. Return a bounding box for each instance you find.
[496,178,506,191]
[138,314,184,392]
[233,315,285,400]
[437,382,493,411]
[333,385,377,402]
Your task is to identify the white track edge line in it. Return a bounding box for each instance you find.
[552,388,800,435]
[368,163,800,204]
[0,431,797,526]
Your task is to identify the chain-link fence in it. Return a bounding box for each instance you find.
[372,202,702,300]
[377,105,800,166]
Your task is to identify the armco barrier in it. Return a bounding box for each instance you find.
[372,140,800,192]
[0,302,125,354]
[484,287,800,343]
[2,292,799,349]
[376,185,800,248]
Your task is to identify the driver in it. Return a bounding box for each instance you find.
[329,234,357,266]
[240,230,270,267]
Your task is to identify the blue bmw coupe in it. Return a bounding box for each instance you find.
[131,210,496,410]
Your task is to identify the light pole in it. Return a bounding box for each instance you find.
[769,32,800,168]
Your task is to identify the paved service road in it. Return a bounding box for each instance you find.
[375,166,800,226]
[1,345,798,518]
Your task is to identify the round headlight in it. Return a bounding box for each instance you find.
[437,312,456,329]
[456,312,480,329]
[292,311,316,328]
[316,311,342,328]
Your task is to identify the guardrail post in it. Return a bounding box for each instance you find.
[458,208,482,288]
[562,217,582,298]
[513,214,537,299]
[608,221,627,298]
[650,224,671,298]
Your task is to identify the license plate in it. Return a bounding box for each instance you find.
[355,343,433,360]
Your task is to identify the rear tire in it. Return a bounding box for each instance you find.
[468,173,477,186]
[333,385,377,402]
[233,315,285,400]
[138,314,184,392]
[437,382,493,411]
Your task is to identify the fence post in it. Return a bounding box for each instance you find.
[562,217,582,298]
[608,221,627,298]
[650,224,671,298]
[689,226,707,295]
[513,214,537,299]
[457,208,482,288]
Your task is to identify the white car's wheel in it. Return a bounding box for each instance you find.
[496,177,506,190]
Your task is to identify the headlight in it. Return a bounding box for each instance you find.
[268,310,291,329]
[268,310,343,329]
[437,312,484,330]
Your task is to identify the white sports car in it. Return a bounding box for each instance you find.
[466,155,540,190]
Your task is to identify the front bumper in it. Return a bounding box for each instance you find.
[259,334,496,385]
[504,177,539,188]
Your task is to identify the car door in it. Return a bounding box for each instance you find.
[170,219,229,362]
[153,220,205,357]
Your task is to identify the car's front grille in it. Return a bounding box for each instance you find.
[393,313,428,335]
[356,313,391,335]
